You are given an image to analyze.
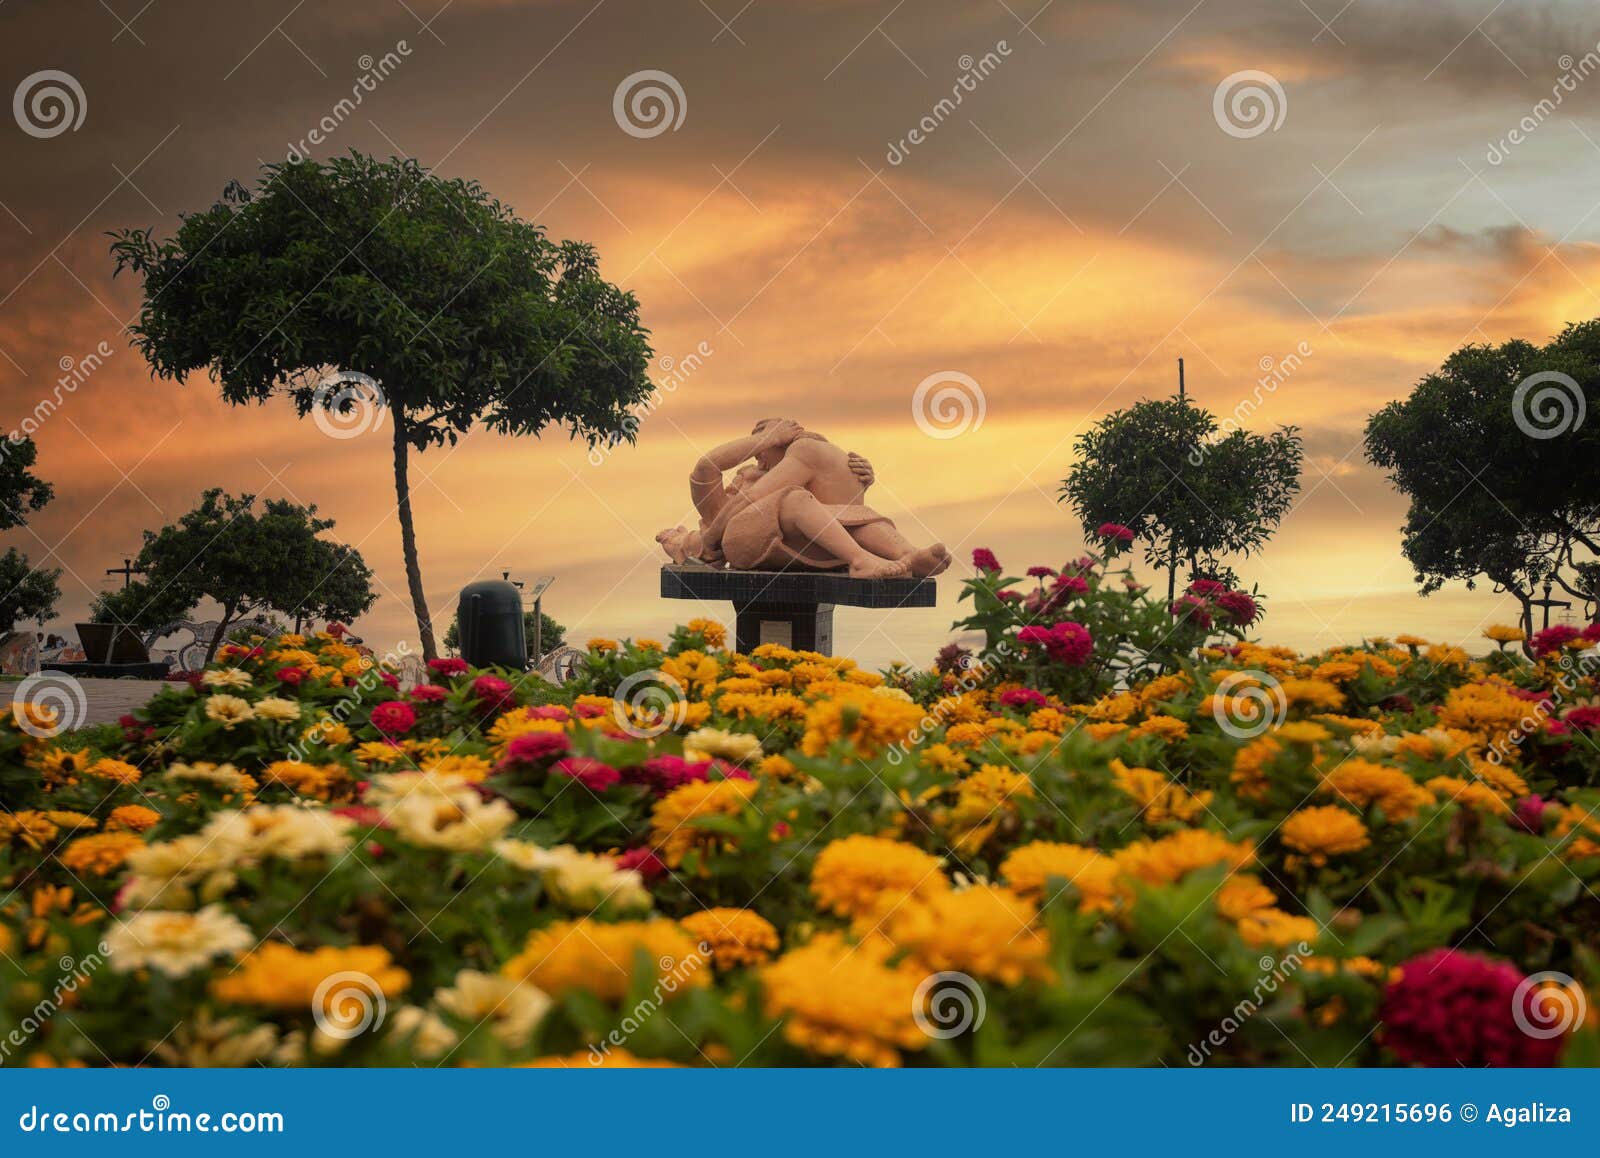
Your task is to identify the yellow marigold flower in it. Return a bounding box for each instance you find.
[84,757,141,787]
[204,694,255,728]
[587,638,618,653]
[1237,908,1320,948]
[301,720,352,747]
[944,722,988,747]
[1231,736,1282,800]
[485,709,565,751]
[1137,672,1192,707]
[1281,806,1369,865]
[757,754,798,779]
[252,696,302,723]
[918,743,970,774]
[1553,804,1600,860]
[1425,776,1511,815]
[944,764,1034,853]
[760,932,927,1067]
[1277,679,1344,711]
[353,741,409,765]
[1216,873,1278,922]
[1436,682,1531,740]
[44,810,96,830]
[1026,707,1069,734]
[1275,721,1331,743]
[933,692,986,725]
[999,841,1121,912]
[1085,722,1129,742]
[1114,829,1255,886]
[261,760,347,800]
[1088,692,1139,722]
[984,717,1025,738]
[680,907,780,969]
[1467,758,1527,801]
[660,650,721,695]
[106,805,161,833]
[800,690,924,760]
[685,617,727,648]
[213,944,409,1011]
[1394,634,1429,648]
[650,777,759,868]
[1484,624,1525,645]
[424,755,494,782]
[810,835,948,922]
[636,637,664,651]
[59,832,143,876]
[1130,715,1189,742]
[716,676,765,696]
[201,668,253,689]
[1111,759,1212,824]
[0,811,61,849]
[886,885,1051,984]
[1312,660,1362,683]
[501,918,708,1001]
[1319,759,1432,822]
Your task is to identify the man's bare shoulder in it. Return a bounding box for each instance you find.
[788,437,848,466]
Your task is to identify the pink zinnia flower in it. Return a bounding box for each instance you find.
[471,675,515,711]
[1096,522,1135,544]
[625,755,710,794]
[369,700,416,736]
[1562,706,1600,732]
[1380,948,1566,1066]
[276,666,305,686]
[1216,590,1259,627]
[428,657,469,677]
[971,548,1001,572]
[1187,579,1228,597]
[503,731,571,764]
[999,687,1048,711]
[528,705,571,721]
[615,846,667,881]
[409,684,448,703]
[1026,565,1055,579]
[1530,625,1581,655]
[1513,795,1548,834]
[552,756,621,793]
[1053,574,1088,596]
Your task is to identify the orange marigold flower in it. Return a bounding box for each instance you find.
[810,835,948,922]
[1281,806,1369,865]
[501,918,708,1001]
[58,832,143,876]
[105,805,162,833]
[680,907,780,969]
[998,841,1121,912]
[760,932,927,1067]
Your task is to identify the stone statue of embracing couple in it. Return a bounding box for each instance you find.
[656,418,951,580]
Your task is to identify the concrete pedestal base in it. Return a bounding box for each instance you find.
[660,565,935,657]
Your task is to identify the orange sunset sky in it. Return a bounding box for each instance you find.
[4,0,1599,666]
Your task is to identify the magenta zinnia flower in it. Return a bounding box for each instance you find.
[369,700,416,736]
[971,548,1001,573]
[1379,948,1566,1067]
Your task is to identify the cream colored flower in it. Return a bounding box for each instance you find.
[253,696,303,723]
[683,726,764,764]
[199,805,354,862]
[165,761,255,793]
[385,789,515,852]
[388,1005,458,1059]
[433,969,552,1049]
[872,685,915,703]
[105,904,254,976]
[202,668,254,689]
[153,1011,281,1068]
[203,695,255,728]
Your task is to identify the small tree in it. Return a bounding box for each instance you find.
[111,152,654,659]
[0,548,61,636]
[442,608,565,662]
[0,435,53,529]
[1365,322,1600,629]
[131,490,377,661]
[88,578,198,633]
[0,434,60,635]
[1061,396,1303,599]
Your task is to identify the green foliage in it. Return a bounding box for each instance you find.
[1365,322,1600,617]
[110,152,655,657]
[88,577,196,631]
[0,435,53,531]
[128,489,376,660]
[0,547,61,636]
[1060,396,1302,590]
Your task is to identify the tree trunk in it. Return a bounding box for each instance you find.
[205,606,236,665]
[391,406,438,660]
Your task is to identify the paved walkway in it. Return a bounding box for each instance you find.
[3,677,168,729]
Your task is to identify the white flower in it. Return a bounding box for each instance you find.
[494,841,652,913]
[105,905,254,976]
[202,668,254,689]
[166,760,255,792]
[199,805,354,862]
[388,1005,458,1059]
[253,696,303,723]
[433,969,552,1049]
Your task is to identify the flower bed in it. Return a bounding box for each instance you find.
[3,576,1599,1067]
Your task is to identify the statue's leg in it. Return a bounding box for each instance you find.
[778,491,908,579]
[852,522,951,577]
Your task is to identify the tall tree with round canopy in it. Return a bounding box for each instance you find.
[110,153,654,658]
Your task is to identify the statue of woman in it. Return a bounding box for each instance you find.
[656,418,950,579]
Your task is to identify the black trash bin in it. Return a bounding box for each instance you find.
[456,580,528,670]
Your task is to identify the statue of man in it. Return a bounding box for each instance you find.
[657,418,950,579]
